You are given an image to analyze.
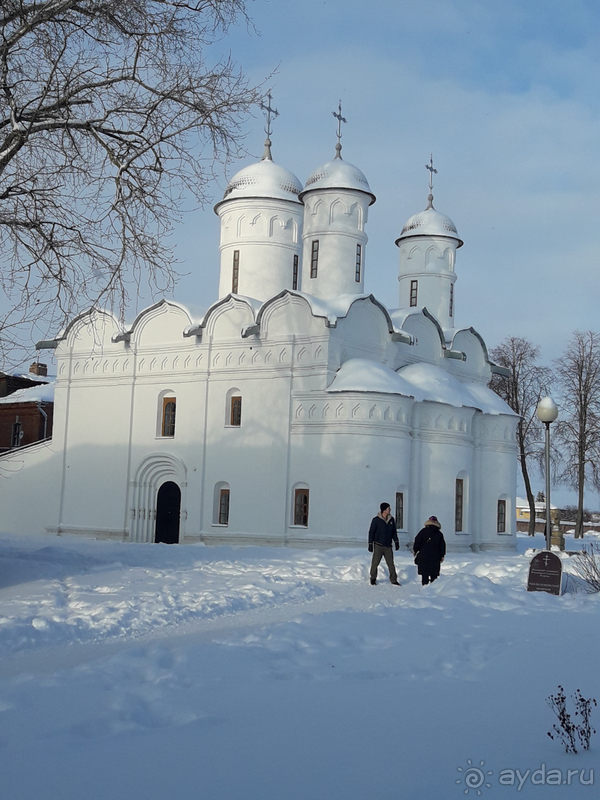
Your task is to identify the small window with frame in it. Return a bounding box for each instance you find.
[395,492,404,530]
[219,489,230,525]
[230,395,242,427]
[355,244,362,282]
[232,250,240,294]
[294,488,309,527]
[455,478,464,532]
[497,499,506,533]
[410,279,418,307]
[310,240,319,279]
[162,398,176,437]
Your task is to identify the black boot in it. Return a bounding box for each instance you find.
[370,577,377,585]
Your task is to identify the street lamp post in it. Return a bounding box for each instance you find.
[536,396,558,550]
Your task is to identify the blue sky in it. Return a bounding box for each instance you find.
[163,0,600,378]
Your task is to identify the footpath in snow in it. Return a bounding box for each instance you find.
[0,532,598,800]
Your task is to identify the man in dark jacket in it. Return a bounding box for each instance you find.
[413,515,446,585]
[368,502,400,586]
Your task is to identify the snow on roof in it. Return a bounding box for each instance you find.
[218,158,303,206]
[327,359,424,398]
[463,381,517,416]
[0,382,55,405]
[233,295,264,315]
[298,292,374,325]
[398,363,516,415]
[20,372,52,383]
[396,205,463,247]
[327,360,515,415]
[165,300,208,323]
[302,157,375,204]
[388,308,427,328]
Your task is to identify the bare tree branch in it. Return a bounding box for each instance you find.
[0,0,262,366]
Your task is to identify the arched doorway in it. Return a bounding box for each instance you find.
[155,481,181,544]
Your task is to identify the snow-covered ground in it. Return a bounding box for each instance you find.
[1,532,598,799]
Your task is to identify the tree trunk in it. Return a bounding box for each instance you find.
[575,463,586,538]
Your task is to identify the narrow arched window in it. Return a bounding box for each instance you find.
[449,283,454,317]
[294,488,309,527]
[455,478,464,532]
[230,395,242,426]
[162,398,176,437]
[395,492,404,530]
[355,244,362,282]
[232,250,240,293]
[497,499,506,533]
[310,240,319,278]
[292,254,299,290]
[410,279,418,307]
[219,488,230,525]
[213,481,231,525]
[225,388,242,427]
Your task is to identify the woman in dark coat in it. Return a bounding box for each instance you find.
[413,516,446,585]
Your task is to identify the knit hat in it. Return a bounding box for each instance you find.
[424,515,441,528]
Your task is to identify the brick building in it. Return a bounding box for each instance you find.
[0,363,54,452]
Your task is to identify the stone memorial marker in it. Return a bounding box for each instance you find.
[527,551,562,595]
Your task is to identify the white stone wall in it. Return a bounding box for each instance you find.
[217,197,303,301]
[398,237,459,328]
[300,189,371,299]
[0,290,518,552]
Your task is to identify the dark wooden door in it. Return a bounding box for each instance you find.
[155,481,181,544]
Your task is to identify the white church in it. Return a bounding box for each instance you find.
[0,109,519,551]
